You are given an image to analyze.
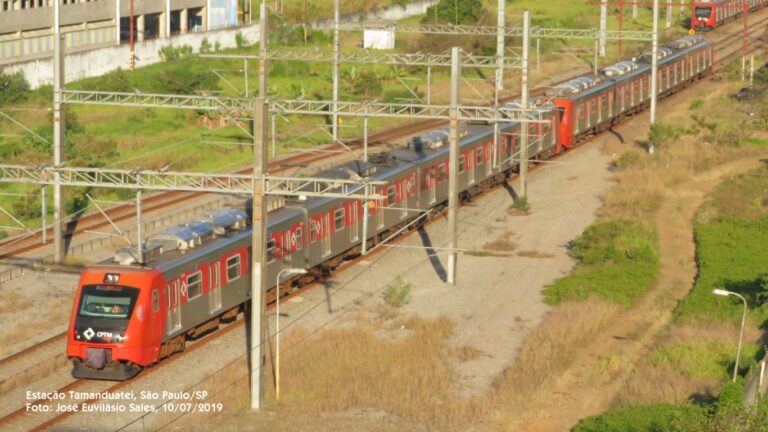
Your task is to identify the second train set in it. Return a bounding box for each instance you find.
[67,35,714,380]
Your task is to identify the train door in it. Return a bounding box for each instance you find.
[349,202,359,243]
[209,261,222,312]
[377,187,386,230]
[166,280,182,335]
[321,213,331,257]
[427,167,437,204]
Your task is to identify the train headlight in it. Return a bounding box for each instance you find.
[104,273,120,284]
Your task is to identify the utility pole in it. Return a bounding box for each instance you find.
[649,0,659,154]
[447,47,460,286]
[600,1,607,57]
[53,0,66,264]
[136,190,143,263]
[520,10,530,198]
[251,3,269,411]
[633,3,638,20]
[493,0,505,169]
[666,0,673,29]
[259,3,268,98]
[41,186,47,244]
[250,96,269,410]
[332,0,340,142]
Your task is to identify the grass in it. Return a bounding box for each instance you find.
[542,220,659,307]
[673,217,768,327]
[274,314,486,429]
[482,230,517,252]
[650,341,763,381]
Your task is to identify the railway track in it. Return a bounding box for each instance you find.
[1,13,767,431]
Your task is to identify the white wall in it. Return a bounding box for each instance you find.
[6,24,259,89]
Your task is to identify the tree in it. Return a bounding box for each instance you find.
[425,0,484,25]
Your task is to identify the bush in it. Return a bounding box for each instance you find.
[0,70,30,106]
[158,44,193,61]
[147,60,220,94]
[648,122,680,149]
[199,38,212,53]
[424,0,484,25]
[235,31,248,49]
[573,403,707,432]
[383,277,412,308]
[543,220,659,307]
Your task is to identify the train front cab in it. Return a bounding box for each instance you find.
[67,266,165,380]
[692,3,715,30]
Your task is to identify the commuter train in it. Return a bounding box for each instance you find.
[67,35,713,380]
[692,0,767,31]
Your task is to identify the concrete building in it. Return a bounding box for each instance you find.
[0,0,246,65]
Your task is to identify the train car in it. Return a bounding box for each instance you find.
[692,0,766,31]
[550,35,712,148]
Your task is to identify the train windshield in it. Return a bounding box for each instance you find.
[77,285,139,320]
[695,7,712,19]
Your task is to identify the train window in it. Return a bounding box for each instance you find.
[187,272,202,300]
[458,154,466,173]
[226,255,241,282]
[476,148,483,165]
[267,239,276,263]
[387,185,396,206]
[438,164,447,182]
[334,208,345,231]
[295,227,303,251]
[310,219,320,243]
[152,290,159,312]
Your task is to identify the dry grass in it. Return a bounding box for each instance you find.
[490,299,621,412]
[517,250,555,259]
[274,315,487,430]
[449,345,485,363]
[616,366,720,406]
[482,231,517,252]
[0,291,32,314]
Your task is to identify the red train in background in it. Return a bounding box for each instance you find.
[692,0,767,30]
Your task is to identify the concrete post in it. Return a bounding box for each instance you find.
[136,190,143,263]
[633,3,638,19]
[493,0,505,170]
[520,10,530,198]
[258,3,267,98]
[53,0,66,264]
[165,0,171,37]
[180,8,188,33]
[666,2,673,28]
[137,14,145,42]
[332,0,340,142]
[599,1,607,57]
[41,186,47,244]
[115,0,121,46]
[250,97,269,410]
[447,47,460,286]
[651,0,659,127]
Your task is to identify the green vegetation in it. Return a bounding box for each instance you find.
[383,277,413,308]
[543,220,659,307]
[0,70,30,106]
[650,342,762,381]
[573,383,768,432]
[509,196,530,213]
[425,0,483,25]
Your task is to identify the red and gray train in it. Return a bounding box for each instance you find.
[692,0,767,30]
[67,35,714,380]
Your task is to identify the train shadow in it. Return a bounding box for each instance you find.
[417,226,447,283]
